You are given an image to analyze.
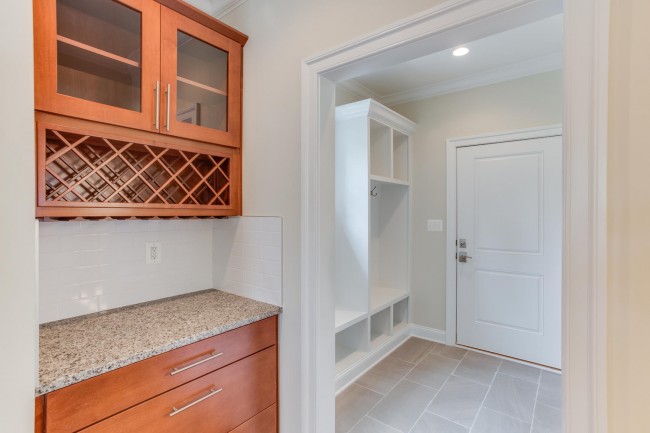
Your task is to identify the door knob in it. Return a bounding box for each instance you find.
[458,252,472,263]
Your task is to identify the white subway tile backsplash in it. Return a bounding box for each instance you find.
[261,245,281,261]
[39,220,214,323]
[214,217,282,307]
[261,260,282,277]
[39,217,282,324]
[58,297,100,321]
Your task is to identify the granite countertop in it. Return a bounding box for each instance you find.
[37,289,281,396]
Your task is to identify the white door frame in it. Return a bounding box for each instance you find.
[445,124,563,351]
[300,1,609,432]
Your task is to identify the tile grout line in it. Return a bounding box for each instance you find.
[406,347,469,433]
[345,344,428,433]
[528,372,543,433]
[467,358,503,433]
[365,414,405,433]
[390,344,441,433]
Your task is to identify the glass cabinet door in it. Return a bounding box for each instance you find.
[35,0,160,131]
[160,8,242,147]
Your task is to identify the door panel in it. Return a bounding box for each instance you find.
[475,153,543,254]
[160,8,242,147]
[34,0,161,131]
[456,136,562,368]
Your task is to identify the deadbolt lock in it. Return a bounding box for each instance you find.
[458,238,467,248]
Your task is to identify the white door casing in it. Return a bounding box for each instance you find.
[302,0,609,431]
[455,135,562,368]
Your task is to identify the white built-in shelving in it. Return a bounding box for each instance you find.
[334,99,415,388]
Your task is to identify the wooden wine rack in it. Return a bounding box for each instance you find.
[36,119,240,219]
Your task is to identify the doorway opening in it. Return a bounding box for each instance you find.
[300,1,608,432]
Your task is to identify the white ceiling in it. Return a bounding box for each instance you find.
[342,15,564,106]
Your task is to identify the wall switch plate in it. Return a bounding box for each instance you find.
[427,219,443,232]
[145,242,162,264]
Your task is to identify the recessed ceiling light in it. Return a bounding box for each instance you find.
[452,47,470,57]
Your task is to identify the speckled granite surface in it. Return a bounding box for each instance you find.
[38,289,281,396]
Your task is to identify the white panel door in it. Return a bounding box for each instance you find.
[456,136,562,368]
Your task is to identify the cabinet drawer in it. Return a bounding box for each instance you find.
[80,345,277,433]
[46,316,276,433]
[231,404,277,433]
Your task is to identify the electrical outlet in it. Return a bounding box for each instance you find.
[427,219,443,232]
[145,242,162,264]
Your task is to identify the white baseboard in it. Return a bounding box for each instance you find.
[335,324,447,394]
[409,325,447,343]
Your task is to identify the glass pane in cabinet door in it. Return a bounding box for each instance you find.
[176,31,228,131]
[56,0,142,111]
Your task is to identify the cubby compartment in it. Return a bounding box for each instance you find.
[393,130,409,182]
[369,119,392,178]
[393,298,409,332]
[370,181,409,313]
[335,319,369,375]
[370,308,391,349]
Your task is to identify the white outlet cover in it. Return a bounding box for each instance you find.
[146,242,162,264]
[427,219,443,232]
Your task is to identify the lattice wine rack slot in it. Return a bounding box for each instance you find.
[36,122,239,218]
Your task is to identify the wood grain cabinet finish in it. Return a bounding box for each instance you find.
[33,0,246,217]
[80,346,277,433]
[230,404,278,433]
[34,0,246,148]
[35,114,241,218]
[41,316,277,433]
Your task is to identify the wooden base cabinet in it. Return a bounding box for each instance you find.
[36,317,278,433]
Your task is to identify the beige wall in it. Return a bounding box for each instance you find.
[607,0,650,431]
[0,1,36,432]
[391,70,563,330]
[220,1,445,431]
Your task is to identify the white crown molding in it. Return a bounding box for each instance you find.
[214,0,249,19]
[336,99,417,133]
[336,79,383,102]
[351,52,563,107]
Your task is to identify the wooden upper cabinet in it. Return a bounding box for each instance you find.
[34,0,161,133]
[160,8,242,147]
[34,0,244,148]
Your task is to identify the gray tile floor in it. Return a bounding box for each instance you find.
[336,338,562,433]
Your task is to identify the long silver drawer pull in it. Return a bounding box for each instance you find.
[170,352,223,376]
[169,388,223,417]
[165,83,171,132]
[154,81,160,130]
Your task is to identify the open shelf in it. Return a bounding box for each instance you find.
[335,319,369,375]
[370,174,410,186]
[393,297,409,332]
[335,308,367,333]
[370,307,391,350]
[393,130,409,182]
[371,286,409,313]
[369,119,392,178]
